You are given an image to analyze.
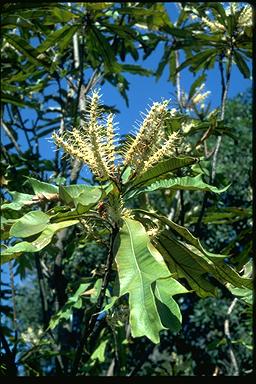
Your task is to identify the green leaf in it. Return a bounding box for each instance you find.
[38,25,79,53]
[142,174,230,195]
[121,166,132,184]
[10,211,49,238]
[155,44,171,80]
[164,25,195,39]
[168,50,177,85]
[176,49,217,73]
[1,93,38,109]
[114,218,187,343]
[126,156,198,192]
[26,177,58,196]
[119,64,153,76]
[156,231,218,298]
[59,184,102,208]
[1,192,34,211]
[5,34,50,69]
[90,25,121,73]
[233,51,250,78]
[51,7,79,22]
[1,220,79,264]
[209,3,227,25]
[140,211,252,292]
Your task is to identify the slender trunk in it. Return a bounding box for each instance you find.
[195,53,233,236]
[35,254,50,329]
[224,298,239,375]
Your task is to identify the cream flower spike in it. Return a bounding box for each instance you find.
[122,100,170,169]
[52,89,118,180]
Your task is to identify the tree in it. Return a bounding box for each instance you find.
[1,2,252,376]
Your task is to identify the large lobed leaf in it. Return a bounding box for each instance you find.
[114,217,188,343]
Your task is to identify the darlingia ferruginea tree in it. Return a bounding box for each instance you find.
[2,90,252,351]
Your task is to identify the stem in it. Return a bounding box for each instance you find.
[174,48,182,109]
[71,226,119,375]
[8,261,18,335]
[1,120,22,155]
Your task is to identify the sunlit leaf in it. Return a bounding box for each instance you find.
[114,218,187,343]
[1,220,79,264]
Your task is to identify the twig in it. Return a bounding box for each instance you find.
[224,298,239,376]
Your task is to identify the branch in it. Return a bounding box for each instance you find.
[8,261,18,335]
[71,226,119,375]
[174,48,182,109]
[224,298,239,376]
[15,107,33,152]
[1,120,23,155]
[35,254,50,329]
